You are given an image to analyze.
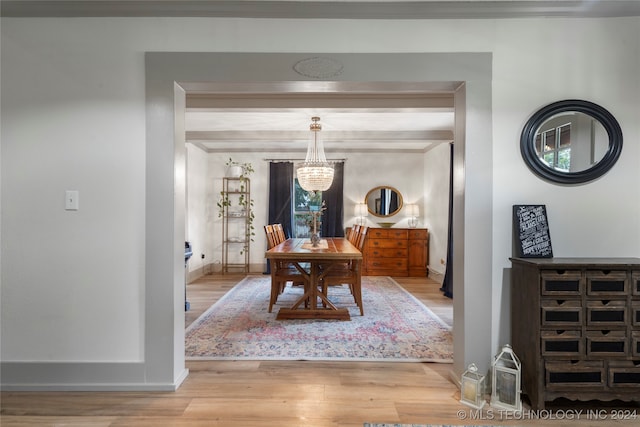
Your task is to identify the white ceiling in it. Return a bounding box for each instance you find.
[185,108,455,153]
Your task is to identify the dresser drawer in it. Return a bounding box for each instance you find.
[587,270,628,295]
[368,228,408,239]
[541,270,583,296]
[633,332,640,357]
[587,300,627,326]
[586,330,628,357]
[541,330,583,357]
[542,299,582,326]
[366,258,407,271]
[633,271,640,296]
[408,229,428,239]
[608,361,640,388]
[368,247,408,258]
[368,239,408,249]
[633,302,640,327]
[545,360,605,390]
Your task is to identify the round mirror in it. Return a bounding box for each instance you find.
[365,186,403,217]
[520,99,623,184]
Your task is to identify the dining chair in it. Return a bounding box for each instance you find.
[265,223,307,312]
[320,226,368,315]
[264,224,278,249]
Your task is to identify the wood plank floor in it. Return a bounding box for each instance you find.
[2,274,638,426]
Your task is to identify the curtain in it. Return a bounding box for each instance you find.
[266,162,294,273]
[321,162,345,237]
[440,144,454,298]
[268,162,294,236]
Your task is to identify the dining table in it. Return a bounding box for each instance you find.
[265,237,362,320]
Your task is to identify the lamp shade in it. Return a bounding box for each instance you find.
[296,117,334,192]
[405,204,420,217]
[354,203,369,217]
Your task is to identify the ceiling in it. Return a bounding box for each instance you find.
[185,91,456,153]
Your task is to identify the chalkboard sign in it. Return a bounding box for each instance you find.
[513,205,553,258]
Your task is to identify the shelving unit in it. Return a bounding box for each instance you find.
[220,177,251,274]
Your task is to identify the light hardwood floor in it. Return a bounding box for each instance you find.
[2,274,638,426]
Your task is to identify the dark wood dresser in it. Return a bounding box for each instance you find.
[510,257,640,410]
[363,228,429,277]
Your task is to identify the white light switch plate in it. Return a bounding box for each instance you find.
[65,190,79,210]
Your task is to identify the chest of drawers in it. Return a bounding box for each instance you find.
[510,257,640,410]
[363,228,429,277]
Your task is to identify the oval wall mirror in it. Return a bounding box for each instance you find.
[365,186,403,217]
[520,99,623,185]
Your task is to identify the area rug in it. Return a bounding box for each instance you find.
[185,275,452,362]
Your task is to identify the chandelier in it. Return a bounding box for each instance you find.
[296,116,334,192]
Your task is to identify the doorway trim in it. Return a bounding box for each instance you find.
[145,52,493,388]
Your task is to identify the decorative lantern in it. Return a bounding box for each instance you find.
[460,363,486,409]
[491,344,522,412]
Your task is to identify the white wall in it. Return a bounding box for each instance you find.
[424,144,452,277]
[2,16,638,388]
[186,144,210,279]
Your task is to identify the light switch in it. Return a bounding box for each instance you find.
[65,190,79,211]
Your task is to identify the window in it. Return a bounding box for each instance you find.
[292,178,322,238]
[535,123,571,172]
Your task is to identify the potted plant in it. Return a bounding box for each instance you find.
[224,158,254,178]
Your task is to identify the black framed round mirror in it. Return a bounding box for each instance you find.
[520,99,623,185]
[365,186,403,217]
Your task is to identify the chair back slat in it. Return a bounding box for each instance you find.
[264,225,277,249]
[355,226,369,251]
[272,223,286,244]
[348,224,361,245]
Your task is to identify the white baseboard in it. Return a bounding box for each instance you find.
[428,265,445,283]
[1,362,189,391]
[187,263,266,283]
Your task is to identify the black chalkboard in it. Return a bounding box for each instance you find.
[513,205,553,258]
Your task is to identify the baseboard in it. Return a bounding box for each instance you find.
[428,266,445,283]
[0,362,189,391]
[188,263,266,283]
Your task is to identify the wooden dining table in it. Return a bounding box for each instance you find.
[265,237,362,320]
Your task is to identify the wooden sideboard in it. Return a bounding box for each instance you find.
[510,257,640,410]
[362,228,429,277]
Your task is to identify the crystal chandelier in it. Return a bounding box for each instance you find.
[296,117,334,192]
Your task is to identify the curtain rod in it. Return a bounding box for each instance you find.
[263,158,347,162]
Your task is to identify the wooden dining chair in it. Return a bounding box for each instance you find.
[320,226,368,315]
[265,224,307,312]
[264,224,278,249]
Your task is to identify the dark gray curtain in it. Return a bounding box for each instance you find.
[440,144,453,298]
[266,162,293,273]
[321,162,345,237]
[268,162,294,237]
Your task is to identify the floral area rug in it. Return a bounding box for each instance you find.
[185,275,453,362]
